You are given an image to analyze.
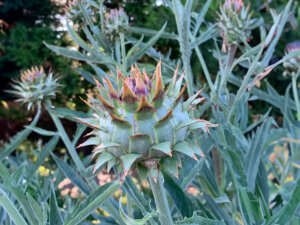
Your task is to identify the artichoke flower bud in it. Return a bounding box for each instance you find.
[218,0,254,52]
[65,0,83,25]
[283,41,300,76]
[65,0,95,25]
[103,8,129,39]
[9,66,60,110]
[77,62,216,181]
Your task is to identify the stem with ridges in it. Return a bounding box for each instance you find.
[149,173,174,225]
[292,70,300,121]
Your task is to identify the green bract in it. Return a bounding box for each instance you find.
[77,62,215,180]
[9,66,60,110]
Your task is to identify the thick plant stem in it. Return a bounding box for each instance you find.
[292,71,300,121]
[149,173,174,225]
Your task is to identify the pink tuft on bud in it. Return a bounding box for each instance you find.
[285,41,300,62]
[224,0,244,12]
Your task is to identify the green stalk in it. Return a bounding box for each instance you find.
[47,106,85,172]
[219,44,237,92]
[120,32,127,74]
[149,173,174,225]
[115,37,121,64]
[292,70,300,121]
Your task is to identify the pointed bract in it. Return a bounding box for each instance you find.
[122,80,140,105]
[135,95,156,114]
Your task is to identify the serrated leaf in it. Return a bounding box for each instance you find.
[191,0,212,37]
[48,107,89,122]
[51,154,91,195]
[227,150,247,187]
[124,25,176,40]
[25,126,57,136]
[245,119,272,192]
[44,42,102,63]
[50,185,63,225]
[177,212,225,225]
[190,25,217,49]
[180,159,204,190]
[0,163,38,225]
[0,187,28,225]
[66,22,93,53]
[119,198,156,225]
[202,193,233,224]
[26,193,45,225]
[131,22,167,62]
[162,170,193,218]
[267,178,300,225]
[76,67,97,84]
[122,176,157,224]
[64,182,120,225]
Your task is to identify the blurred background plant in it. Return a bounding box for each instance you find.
[0,0,300,224]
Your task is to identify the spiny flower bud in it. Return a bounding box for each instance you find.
[103,8,128,39]
[218,0,255,52]
[283,41,300,76]
[65,0,94,25]
[76,62,216,182]
[9,66,60,110]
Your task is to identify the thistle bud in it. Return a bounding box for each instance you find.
[65,0,94,25]
[218,0,255,52]
[103,8,129,39]
[76,62,216,181]
[9,66,60,110]
[283,41,300,76]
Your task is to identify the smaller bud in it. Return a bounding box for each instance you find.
[8,66,60,110]
[285,41,300,62]
[218,0,255,52]
[103,8,129,39]
[283,41,300,76]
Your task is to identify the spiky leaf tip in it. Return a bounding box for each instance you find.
[122,80,140,112]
